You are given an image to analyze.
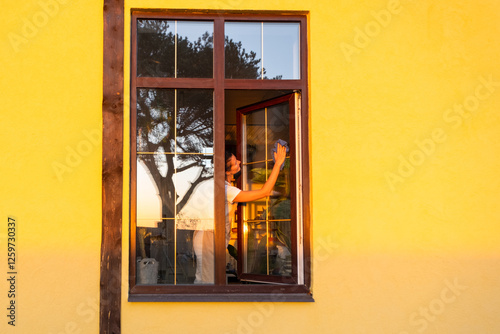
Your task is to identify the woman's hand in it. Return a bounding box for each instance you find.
[274,143,287,169]
[233,143,287,203]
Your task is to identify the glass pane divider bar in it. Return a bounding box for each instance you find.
[261,22,264,80]
[244,219,292,223]
[137,152,214,155]
[137,218,215,221]
[136,77,215,88]
[174,21,178,79]
[265,106,269,276]
[242,157,289,165]
[173,88,178,285]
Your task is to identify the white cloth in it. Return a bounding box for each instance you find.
[193,182,241,284]
[225,181,241,246]
[193,230,214,284]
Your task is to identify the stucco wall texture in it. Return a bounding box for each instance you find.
[1,0,499,333]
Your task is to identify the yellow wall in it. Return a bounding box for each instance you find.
[1,0,499,333]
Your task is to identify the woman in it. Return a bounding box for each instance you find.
[193,143,287,284]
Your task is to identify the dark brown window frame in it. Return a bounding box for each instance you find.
[236,93,299,284]
[129,9,312,302]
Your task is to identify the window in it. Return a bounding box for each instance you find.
[236,93,300,284]
[130,10,311,301]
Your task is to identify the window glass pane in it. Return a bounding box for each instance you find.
[225,22,300,80]
[136,220,175,284]
[191,228,215,284]
[135,154,215,285]
[137,88,213,154]
[269,159,291,220]
[267,102,290,156]
[263,23,300,80]
[268,220,292,276]
[242,160,267,275]
[242,161,267,202]
[136,88,215,285]
[175,155,214,220]
[137,19,175,77]
[244,109,266,163]
[243,217,292,276]
[174,229,198,284]
[176,89,213,153]
[137,154,173,221]
[244,220,267,275]
[174,153,215,284]
[135,220,214,285]
[225,22,262,79]
[137,88,175,153]
[176,21,213,78]
[137,20,213,78]
[241,159,292,277]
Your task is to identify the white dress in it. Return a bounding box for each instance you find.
[193,181,240,284]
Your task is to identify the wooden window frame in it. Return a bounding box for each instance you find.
[128,9,312,302]
[236,93,300,284]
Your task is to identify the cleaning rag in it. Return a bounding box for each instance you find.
[272,139,289,170]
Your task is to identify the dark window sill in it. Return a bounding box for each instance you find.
[128,284,314,302]
[129,292,314,302]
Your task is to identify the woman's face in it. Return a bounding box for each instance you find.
[226,154,241,176]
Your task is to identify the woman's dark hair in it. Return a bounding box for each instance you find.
[225,151,234,172]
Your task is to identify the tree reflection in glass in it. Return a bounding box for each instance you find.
[137,20,214,78]
[136,88,214,284]
[225,22,300,80]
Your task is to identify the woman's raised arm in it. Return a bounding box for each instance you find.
[232,143,287,203]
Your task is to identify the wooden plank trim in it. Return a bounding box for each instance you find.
[101,0,124,333]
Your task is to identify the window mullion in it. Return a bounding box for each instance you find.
[213,17,226,285]
[261,22,264,80]
[174,20,178,78]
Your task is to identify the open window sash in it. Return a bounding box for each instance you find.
[236,92,302,284]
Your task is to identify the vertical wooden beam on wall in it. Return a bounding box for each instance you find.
[101,0,124,333]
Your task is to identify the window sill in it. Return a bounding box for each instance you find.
[128,292,314,302]
[128,283,314,302]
